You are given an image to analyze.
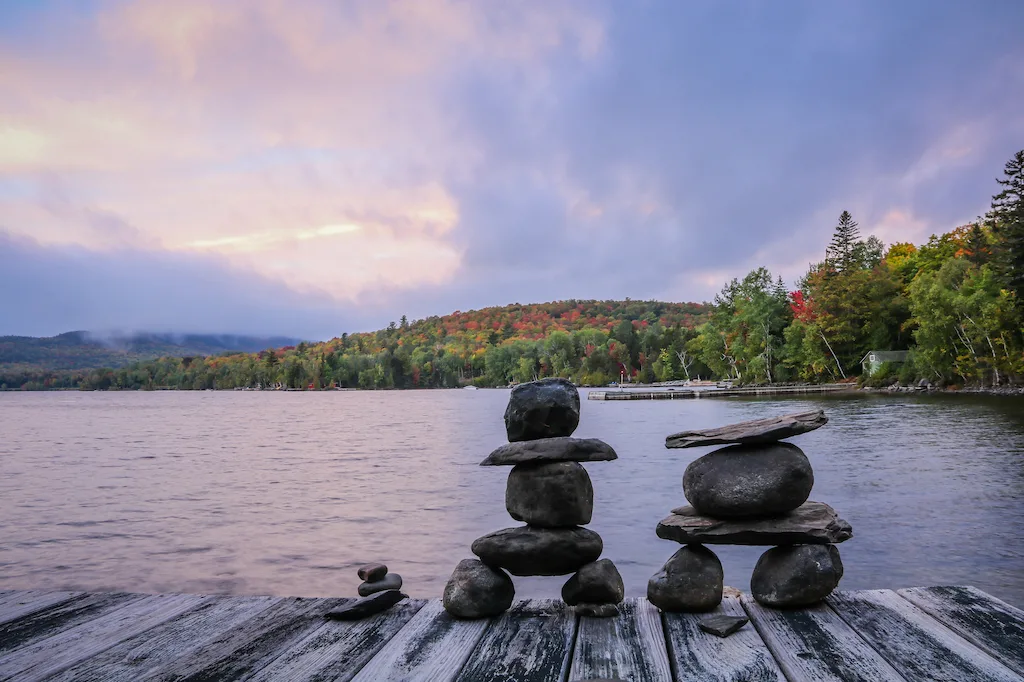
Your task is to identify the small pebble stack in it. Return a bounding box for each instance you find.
[443,378,623,618]
[325,562,407,621]
[651,410,853,610]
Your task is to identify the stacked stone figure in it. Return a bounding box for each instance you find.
[650,410,853,610]
[324,562,407,621]
[443,378,624,618]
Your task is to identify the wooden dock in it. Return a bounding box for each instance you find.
[0,586,1021,681]
[588,385,856,400]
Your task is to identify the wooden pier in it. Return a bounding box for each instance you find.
[588,385,856,400]
[0,585,1021,681]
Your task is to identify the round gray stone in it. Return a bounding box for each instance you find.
[443,559,515,619]
[561,559,624,605]
[507,462,593,527]
[471,526,603,576]
[751,544,844,608]
[647,545,723,612]
[683,443,814,519]
[358,573,402,596]
[505,378,580,442]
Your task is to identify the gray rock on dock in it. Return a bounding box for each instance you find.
[504,378,581,442]
[657,501,853,546]
[682,443,814,518]
[357,573,403,597]
[481,437,617,466]
[751,544,844,608]
[443,559,515,619]
[357,563,388,582]
[698,614,749,637]
[574,603,619,618]
[647,545,723,613]
[325,590,407,620]
[471,526,603,576]
[666,409,827,448]
[561,559,624,606]
[506,461,593,527]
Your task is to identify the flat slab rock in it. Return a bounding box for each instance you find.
[665,409,827,448]
[699,614,749,637]
[325,590,407,620]
[481,437,618,466]
[657,501,853,546]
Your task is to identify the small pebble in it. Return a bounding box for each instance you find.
[358,573,402,596]
[699,614,749,638]
[357,563,388,582]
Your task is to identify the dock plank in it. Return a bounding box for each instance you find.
[569,598,672,682]
[0,591,83,627]
[248,599,426,682]
[455,599,577,682]
[828,589,1023,682]
[0,592,143,655]
[742,596,904,682]
[349,600,491,682]
[140,596,344,681]
[898,585,1024,677]
[44,595,283,682]
[662,596,784,682]
[0,593,207,682]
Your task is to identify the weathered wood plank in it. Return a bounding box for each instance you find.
[0,593,207,682]
[248,599,426,682]
[0,592,143,656]
[0,591,84,627]
[828,589,1022,681]
[569,598,672,682]
[349,599,491,682]
[899,585,1024,677]
[742,595,904,682]
[139,596,344,681]
[662,596,784,682]
[455,599,577,682]
[43,595,283,682]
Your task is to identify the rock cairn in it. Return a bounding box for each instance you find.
[651,410,853,610]
[443,378,623,618]
[325,562,407,621]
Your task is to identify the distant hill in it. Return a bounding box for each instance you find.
[0,331,304,372]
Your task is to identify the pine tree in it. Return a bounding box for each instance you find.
[990,150,1024,299]
[827,211,861,273]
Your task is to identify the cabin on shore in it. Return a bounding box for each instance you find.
[861,350,910,376]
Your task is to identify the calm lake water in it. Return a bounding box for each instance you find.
[1,390,1022,607]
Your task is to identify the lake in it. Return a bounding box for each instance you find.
[1,389,1022,608]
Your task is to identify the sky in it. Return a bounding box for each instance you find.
[1,0,1023,339]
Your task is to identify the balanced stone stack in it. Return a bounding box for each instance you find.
[650,410,853,610]
[443,378,624,619]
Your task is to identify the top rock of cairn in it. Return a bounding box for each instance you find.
[665,409,827,449]
[504,378,581,442]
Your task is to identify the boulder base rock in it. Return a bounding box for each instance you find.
[506,462,593,527]
[699,614,749,637]
[574,603,619,618]
[358,573,402,596]
[647,545,723,613]
[325,590,407,620]
[471,526,603,576]
[751,544,844,608]
[666,410,827,448]
[682,443,814,518]
[561,559,624,606]
[443,559,515,619]
[481,437,617,466]
[357,563,388,582]
[657,501,853,545]
[504,378,580,442]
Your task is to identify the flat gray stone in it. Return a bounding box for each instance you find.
[481,437,618,466]
[471,526,603,576]
[658,501,853,546]
[574,603,619,618]
[357,573,402,596]
[443,559,515,619]
[325,590,407,620]
[751,544,844,608]
[505,378,581,442]
[507,461,593,527]
[683,443,813,518]
[699,614,749,637]
[357,563,388,582]
[666,409,827,448]
[647,545,723,612]
[561,559,624,606]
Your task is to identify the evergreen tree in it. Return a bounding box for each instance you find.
[989,150,1024,299]
[827,211,861,273]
